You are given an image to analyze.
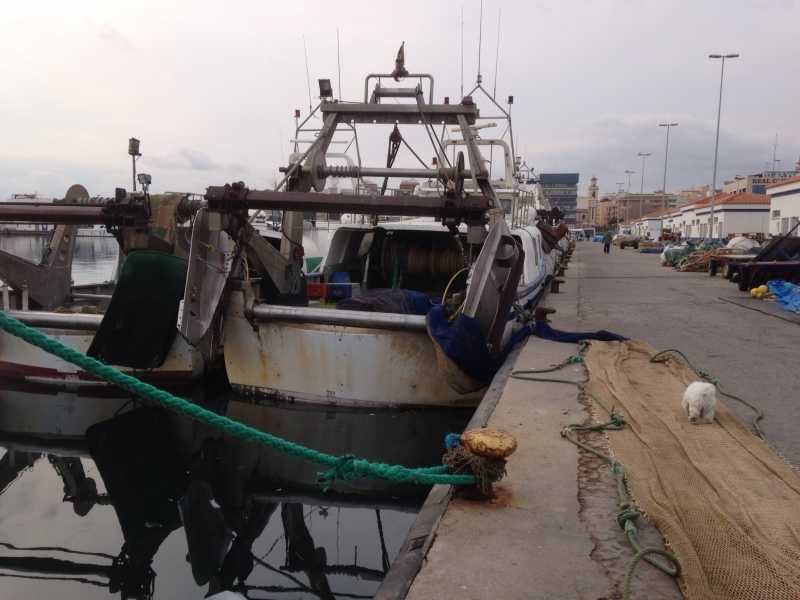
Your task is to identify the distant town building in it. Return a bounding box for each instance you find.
[674,186,710,206]
[660,192,769,238]
[539,173,579,224]
[722,170,799,195]
[594,192,679,227]
[767,175,800,236]
[575,195,591,228]
[587,176,599,224]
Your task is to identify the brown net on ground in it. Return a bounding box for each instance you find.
[583,340,800,600]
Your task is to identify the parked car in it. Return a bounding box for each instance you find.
[613,230,641,249]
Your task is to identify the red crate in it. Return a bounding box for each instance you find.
[307,282,327,299]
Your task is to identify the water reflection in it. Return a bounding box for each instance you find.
[0,383,470,599]
[0,234,118,285]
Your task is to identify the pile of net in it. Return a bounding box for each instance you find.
[661,241,726,268]
[660,243,695,267]
[583,340,800,600]
[676,248,737,272]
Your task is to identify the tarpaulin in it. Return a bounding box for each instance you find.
[767,279,800,314]
[532,320,627,343]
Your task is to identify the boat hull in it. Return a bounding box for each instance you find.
[0,323,203,387]
[223,293,483,408]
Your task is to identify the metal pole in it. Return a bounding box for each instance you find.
[460,6,464,99]
[336,28,342,101]
[708,53,738,240]
[709,59,725,239]
[638,153,651,220]
[132,155,137,192]
[659,123,678,209]
[638,153,651,194]
[492,9,501,97]
[477,0,483,83]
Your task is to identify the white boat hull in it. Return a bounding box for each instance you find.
[0,321,203,387]
[222,293,483,407]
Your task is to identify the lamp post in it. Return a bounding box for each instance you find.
[638,152,651,193]
[624,170,635,193]
[624,170,635,224]
[128,138,141,192]
[625,169,636,221]
[637,152,651,219]
[659,123,678,209]
[708,52,739,239]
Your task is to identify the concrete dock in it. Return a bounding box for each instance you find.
[402,241,800,599]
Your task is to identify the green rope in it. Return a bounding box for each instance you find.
[510,342,586,385]
[0,311,475,489]
[561,418,681,599]
[650,348,764,439]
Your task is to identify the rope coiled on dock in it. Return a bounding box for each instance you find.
[0,311,476,489]
[561,415,682,600]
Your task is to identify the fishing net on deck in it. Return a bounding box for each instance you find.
[583,340,800,600]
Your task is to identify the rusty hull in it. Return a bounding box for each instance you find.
[222,291,483,408]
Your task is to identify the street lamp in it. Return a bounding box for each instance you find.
[623,170,635,223]
[708,52,739,239]
[659,123,678,209]
[624,169,635,193]
[637,153,652,194]
[637,152,652,219]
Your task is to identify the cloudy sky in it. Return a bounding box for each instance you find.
[1,0,798,199]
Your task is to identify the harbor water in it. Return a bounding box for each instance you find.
[0,234,119,286]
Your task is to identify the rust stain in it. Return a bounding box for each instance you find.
[487,485,515,507]
[451,484,515,508]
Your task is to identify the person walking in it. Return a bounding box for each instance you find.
[602,231,613,254]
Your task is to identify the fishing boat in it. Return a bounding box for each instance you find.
[179,45,567,408]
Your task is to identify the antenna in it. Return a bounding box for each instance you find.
[477,0,483,84]
[336,28,342,101]
[492,8,501,97]
[771,133,778,171]
[303,35,313,112]
[460,6,464,98]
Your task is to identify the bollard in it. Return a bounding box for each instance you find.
[1,285,8,311]
[21,284,29,311]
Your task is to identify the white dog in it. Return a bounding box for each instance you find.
[682,381,717,424]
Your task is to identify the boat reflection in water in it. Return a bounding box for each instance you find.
[0,382,470,599]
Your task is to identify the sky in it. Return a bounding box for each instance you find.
[1,0,799,199]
